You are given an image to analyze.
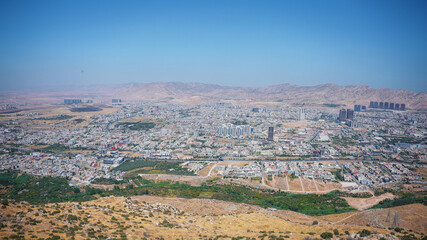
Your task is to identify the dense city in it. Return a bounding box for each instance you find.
[0,101,425,192]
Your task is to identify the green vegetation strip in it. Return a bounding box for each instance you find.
[371,196,426,209]
[0,171,97,204]
[115,121,156,131]
[1,171,425,216]
[42,144,96,152]
[70,106,102,112]
[322,103,341,108]
[1,171,353,216]
[112,159,195,177]
[32,115,73,121]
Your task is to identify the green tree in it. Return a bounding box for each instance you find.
[333,229,339,236]
[320,232,333,239]
[1,199,9,206]
[358,229,371,237]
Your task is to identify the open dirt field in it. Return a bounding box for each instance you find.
[280,121,312,128]
[268,175,341,193]
[344,193,396,210]
[218,177,271,190]
[287,177,304,191]
[137,172,342,194]
[301,177,317,192]
[0,104,119,130]
[198,163,216,177]
[216,161,249,167]
[317,181,342,192]
[271,175,289,190]
[139,173,209,186]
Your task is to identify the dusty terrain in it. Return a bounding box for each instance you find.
[198,163,217,177]
[280,121,312,129]
[0,104,119,131]
[344,193,396,210]
[266,176,341,193]
[138,174,209,186]
[1,195,424,240]
[320,203,427,233]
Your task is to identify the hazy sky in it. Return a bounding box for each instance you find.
[1,0,426,92]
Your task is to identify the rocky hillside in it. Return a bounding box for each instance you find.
[1,196,424,239]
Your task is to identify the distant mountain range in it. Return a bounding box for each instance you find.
[1,82,426,110]
[110,82,427,110]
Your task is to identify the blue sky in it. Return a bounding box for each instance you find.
[1,0,426,91]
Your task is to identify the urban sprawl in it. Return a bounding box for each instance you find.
[0,100,425,193]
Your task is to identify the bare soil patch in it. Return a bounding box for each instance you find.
[271,175,289,190]
[216,161,249,167]
[198,163,216,177]
[138,174,209,186]
[217,178,270,190]
[302,177,317,192]
[280,121,311,128]
[288,177,303,191]
[344,193,395,210]
[317,181,341,192]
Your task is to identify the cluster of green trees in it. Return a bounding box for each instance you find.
[116,121,156,131]
[0,171,99,204]
[330,170,344,181]
[42,144,70,152]
[106,181,355,216]
[33,115,73,120]
[113,159,195,177]
[41,144,95,152]
[332,190,373,198]
[73,118,85,123]
[1,170,353,215]
[91,178,126,185]
[371,188,427,208]
[112,159,157,171]
[371,196,427,209]
[331,136,357,147]
[374,188,397,196]
[69,106,101,112]
[386,136,421,145]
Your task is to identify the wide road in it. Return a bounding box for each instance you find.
[141,158,378,162]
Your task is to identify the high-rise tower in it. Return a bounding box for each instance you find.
[297,108,305,121]
[339,109,347,122]
[268,127,274,141]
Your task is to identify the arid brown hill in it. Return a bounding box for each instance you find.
[1,82,426,110]
[112,82,427,110]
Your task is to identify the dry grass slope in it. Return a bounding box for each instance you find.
[1,196,425,239]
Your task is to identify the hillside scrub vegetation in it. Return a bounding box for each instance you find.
[1,170,425,216]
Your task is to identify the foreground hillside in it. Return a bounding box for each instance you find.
[320,203,427,234]
[0,196,425,240]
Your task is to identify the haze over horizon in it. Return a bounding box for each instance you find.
[1,81,426,94]
[1,0,427,92]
